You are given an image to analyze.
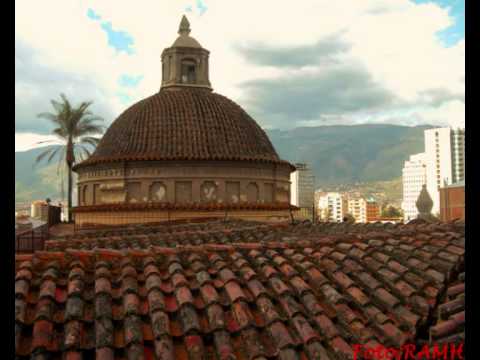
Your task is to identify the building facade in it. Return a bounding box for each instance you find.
[318,192,346,222]
[290,163,314,219]
[347,197,367,223]
[366,199,380,222]
[30,200,49,221]
[424,127,465,216]
[72,16,294,226]
[439,181,465,222]
[401,153,427,222]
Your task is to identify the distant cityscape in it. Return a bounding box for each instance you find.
[289,126,465,224]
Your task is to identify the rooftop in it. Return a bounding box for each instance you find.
[15,220,465,358]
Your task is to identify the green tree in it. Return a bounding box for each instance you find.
[382,205,402,218]
[35,94,104,222]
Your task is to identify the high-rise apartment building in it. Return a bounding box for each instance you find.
[290,163,315,208]
[318,192,346,222]
[424,127,465,215]
[401,153,427,221]
[347,197,367,223]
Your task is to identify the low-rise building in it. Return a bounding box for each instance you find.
[439,181,465,222]
[30,200,49,221]
[366,198,380,222]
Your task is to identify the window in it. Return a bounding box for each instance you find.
[181,59,196,84]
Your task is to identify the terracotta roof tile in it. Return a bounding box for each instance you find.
[16,221,465,358]
[73,88,293,170]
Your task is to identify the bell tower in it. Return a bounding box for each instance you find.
[160,15,212,90]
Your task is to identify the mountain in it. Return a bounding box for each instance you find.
[267,124,431,186]
[15,124,430,203]
[15,145,65,203]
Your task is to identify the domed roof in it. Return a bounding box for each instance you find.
[416,184,434,214]
[171,15,202,48]
[75,88,290,169]
[172,35,202,48]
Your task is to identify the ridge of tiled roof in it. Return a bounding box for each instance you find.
[15,222,465,359]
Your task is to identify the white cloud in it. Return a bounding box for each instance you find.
[15,0,464,144]
[415,100,465,129]
[15,133,63,152]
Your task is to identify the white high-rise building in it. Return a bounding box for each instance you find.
[290,163,315,208]
[401,153,427,222]
[424,127,465,215]
[318,192,345,222]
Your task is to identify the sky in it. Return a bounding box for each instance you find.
[15,0,465,152]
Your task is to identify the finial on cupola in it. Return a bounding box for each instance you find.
[178,15,191,36]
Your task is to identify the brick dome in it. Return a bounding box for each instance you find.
[74,88,291,170]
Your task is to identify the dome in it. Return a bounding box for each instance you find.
[416,184,434,214]
[72,15,294,227]
[75,88,290,169]
[172,35,202,48]
[171,14,202,48]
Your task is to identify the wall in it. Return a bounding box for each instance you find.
[74,208,292,227]
[75,160,292,208]
[439,186,465,221]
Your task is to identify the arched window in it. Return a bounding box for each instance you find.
[181,59,196,84]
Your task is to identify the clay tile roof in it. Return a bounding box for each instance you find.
[16,221,465,358]
[74,88,292,170]
[428,271,465,345]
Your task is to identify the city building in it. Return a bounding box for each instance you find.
[72,16,294,226]
[401,153,427,222]
[290,163,315,219]
[424,127,465,216]
[318,192,346,222]
[30,200,48,221]
[366,198,380,222]
[347,197,367,223]
[439,180,465,222]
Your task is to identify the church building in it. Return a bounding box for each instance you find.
[72,16,295,226]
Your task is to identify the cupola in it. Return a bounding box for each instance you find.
[160,15,212,90]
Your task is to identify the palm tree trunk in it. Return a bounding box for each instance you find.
[66,138,74,223]
[67,163,72,222]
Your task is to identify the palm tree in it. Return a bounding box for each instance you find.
[35,94,105,222]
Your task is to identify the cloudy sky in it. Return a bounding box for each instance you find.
[15,0,465,151]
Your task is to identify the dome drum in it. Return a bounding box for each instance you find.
[75,160,291,206]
